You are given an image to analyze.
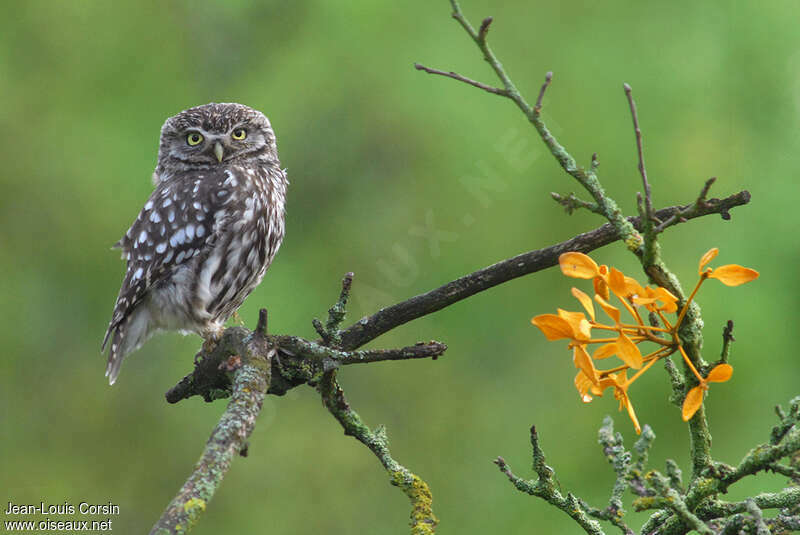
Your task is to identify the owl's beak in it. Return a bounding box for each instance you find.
[213,141,224,163]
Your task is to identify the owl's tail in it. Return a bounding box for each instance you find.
[102,306,153,385]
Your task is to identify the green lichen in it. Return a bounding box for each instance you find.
[183,498,206,515]
[391,470,439,535]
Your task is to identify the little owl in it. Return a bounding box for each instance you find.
[102,103,287,384]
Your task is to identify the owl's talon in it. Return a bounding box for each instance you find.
[201,337,219,354]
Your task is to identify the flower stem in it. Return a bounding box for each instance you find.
[678,344,705,383]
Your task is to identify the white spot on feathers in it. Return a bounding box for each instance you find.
[169,228,186,247]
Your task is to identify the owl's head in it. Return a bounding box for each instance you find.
[155,103,278,179]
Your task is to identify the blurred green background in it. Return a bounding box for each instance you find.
[1,1,797,533]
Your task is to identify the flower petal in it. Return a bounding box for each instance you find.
[624,276,646,299]
[591,376,617,396]
[573,345,598,384]
[558,309,592,341]
[571,287,595,321]
[594,276,610,301]
[594,295,621,324]
[681,385,705,421]
[531,314,574,340]
[559,252,600,279]
[698,248,719,274]
[574,371,595,402]
[706,363,733,383]
[593,342,618,360]
[608,267,629,297]
[616,332,643,369]
[709,265,760,286]
[652,287,678,313]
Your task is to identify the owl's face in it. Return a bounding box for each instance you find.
[155,103,277,178]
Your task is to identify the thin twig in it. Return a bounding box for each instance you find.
[494,426,606,535]
[623,83,652,221]
[477,16,492,42]
[414,63,507,95]
[535,71,553,112]
[720,320,734,364]
[551,192,602,215]
[654,177,718,233]
[320,371,438,534]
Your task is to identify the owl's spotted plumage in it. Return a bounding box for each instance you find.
[102,103,287,384]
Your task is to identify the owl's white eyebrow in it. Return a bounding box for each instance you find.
[184,128,213,138]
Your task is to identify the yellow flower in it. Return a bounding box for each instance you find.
[698,247,759,286]
[559,252,609,300]
[709,265,760,286]
[573,345,598,385]
[531,311,591,342]
[540,249,754,434]
[681,363,734,421]
[631,286,678,313]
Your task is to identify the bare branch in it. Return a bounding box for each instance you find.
[654,177,718,233]
[320,371,438,533]
[623,83,653,221]
[551,191,602,215]
[535,71,553,112]
[414,62,507,95]
[494,426,606,535]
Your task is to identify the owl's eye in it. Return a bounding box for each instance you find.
[186,133,204,146]
[231,128,247,141]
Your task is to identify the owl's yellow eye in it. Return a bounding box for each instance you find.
[231,128,247,140]
[186,133,204,146]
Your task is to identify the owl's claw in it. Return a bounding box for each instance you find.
[201,336,219,355]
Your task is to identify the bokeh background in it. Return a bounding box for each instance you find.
[1,1,798,533]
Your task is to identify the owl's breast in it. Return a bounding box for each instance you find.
[189,165,287,324]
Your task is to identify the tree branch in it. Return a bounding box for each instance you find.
[338,192,749,350]
[151,325,273,534]
[320,371,438,534]
[494,426,606,535]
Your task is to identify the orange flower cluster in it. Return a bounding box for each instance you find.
[532,249,758,433]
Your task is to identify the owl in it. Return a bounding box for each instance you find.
[102,103,288,385]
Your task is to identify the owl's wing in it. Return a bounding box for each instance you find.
[102,170,239,352]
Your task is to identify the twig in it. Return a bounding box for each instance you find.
[720,320,734,364]
[494,426,606,535]
[535,71,553,112]
[694,487,800,519]
[477,16,492,42]
[645,471,713,534]
[414,63,507,96]
[427,2,645,253]
[745,498,771,535]
[654,177,718,233]
[315,273,438,535]
[320,371,438,534]
[623,83,652,222]
[551,192,602,215]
